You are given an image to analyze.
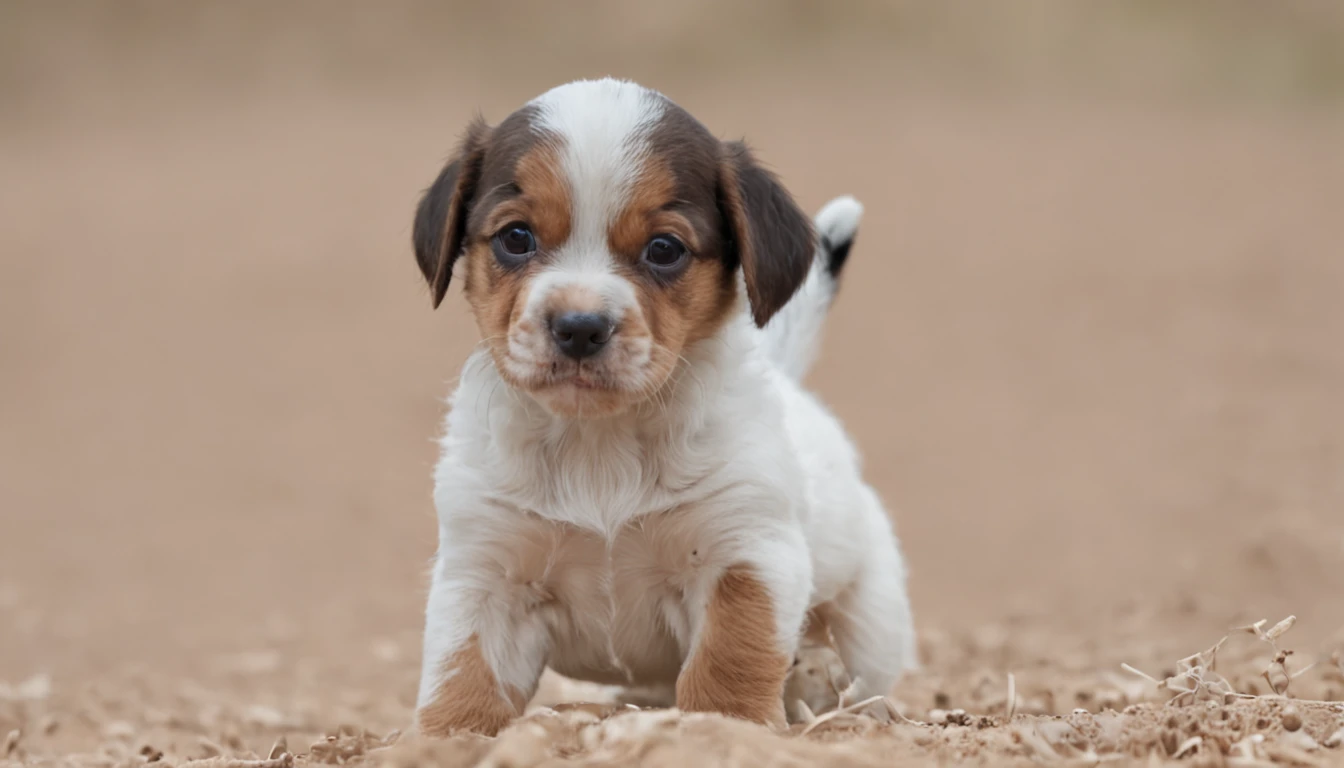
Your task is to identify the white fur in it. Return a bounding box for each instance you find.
[416,81,913,722]
[815,194,864,248]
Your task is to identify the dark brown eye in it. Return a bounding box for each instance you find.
[643,235,687,269]
[493,224,536,265]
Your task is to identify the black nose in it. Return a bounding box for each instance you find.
[550,312,613,359]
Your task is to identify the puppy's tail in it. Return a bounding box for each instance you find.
[760,195,863,381]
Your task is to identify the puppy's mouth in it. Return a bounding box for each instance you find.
[535,363,622,392]
[496,357,647,418]
[498,356,629,395]
[489,333,671,416]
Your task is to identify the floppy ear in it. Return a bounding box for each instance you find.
[412,119,490,308]
[718,140,816,327]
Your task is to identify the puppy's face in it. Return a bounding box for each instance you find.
[413,80,815,418]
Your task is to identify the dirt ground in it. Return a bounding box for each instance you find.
[3,2,1344,766]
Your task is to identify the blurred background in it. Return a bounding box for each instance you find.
[2,0,1343,691]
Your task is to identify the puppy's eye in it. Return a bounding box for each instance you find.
[493,224,537,265]
[642,235,687,269]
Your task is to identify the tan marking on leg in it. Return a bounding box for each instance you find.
[676,567,789,727]
[416,635,524,737]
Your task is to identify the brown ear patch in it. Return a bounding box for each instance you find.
[676,566,789,727]
[413,118,491,309]
[416,634,526,738]
[718,141,815,327]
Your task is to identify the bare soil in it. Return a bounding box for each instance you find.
[3,3,1343,766]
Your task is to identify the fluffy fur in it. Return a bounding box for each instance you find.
[410,79,914,736]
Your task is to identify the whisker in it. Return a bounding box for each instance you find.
[484,376,503,431]
[673,353,709,403]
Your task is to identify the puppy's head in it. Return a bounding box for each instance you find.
[414,79,814,418]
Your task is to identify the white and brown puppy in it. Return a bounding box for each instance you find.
[411,78,914,736]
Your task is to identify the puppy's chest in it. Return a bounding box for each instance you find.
[495,511,712,686]
[491,424,714,531]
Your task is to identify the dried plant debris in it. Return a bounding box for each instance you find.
[1120,615,1337,710]
[9,614,1344,768]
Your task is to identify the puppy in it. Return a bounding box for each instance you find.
[410,79,914,736]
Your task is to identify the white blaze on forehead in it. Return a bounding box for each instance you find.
[530,79,666,274]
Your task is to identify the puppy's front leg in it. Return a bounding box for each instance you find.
[675,533,810,727]
[415,559,548,737]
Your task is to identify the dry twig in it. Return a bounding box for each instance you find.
[1121,615,1316,705]
[178,755,292,768]
[799,695,889,736]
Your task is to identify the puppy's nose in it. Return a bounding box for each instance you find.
[550,312,613,359]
